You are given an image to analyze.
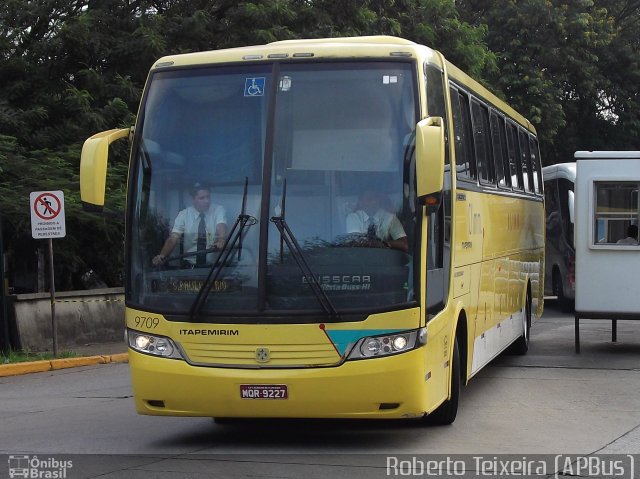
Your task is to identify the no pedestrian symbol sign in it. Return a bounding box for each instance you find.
[30,190,66,239]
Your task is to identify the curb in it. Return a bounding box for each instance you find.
[0,352,129,378]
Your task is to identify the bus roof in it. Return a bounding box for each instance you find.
[150,35,535,134]
[542,162,576,182]
[444,61,535,134]
[575,151,640,160]
[269,35,417,46]
[152,35,436,70]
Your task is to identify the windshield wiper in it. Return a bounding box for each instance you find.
[271,180,340,320]
[139,137,152,174]
[189,178,255,321]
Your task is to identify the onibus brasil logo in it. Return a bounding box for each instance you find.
[8,455,73,478]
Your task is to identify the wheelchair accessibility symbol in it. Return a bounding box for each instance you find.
[244,77,265,97]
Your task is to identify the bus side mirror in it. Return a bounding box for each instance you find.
[80,128,130,211]
[415,116,445,213]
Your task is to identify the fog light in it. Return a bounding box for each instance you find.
[362,338,382,356]
[155,338,173,355]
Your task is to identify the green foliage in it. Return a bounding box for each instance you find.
[1,347,78,364]
[0,0,492,291]
[0,1,141,289]
[457,0,640,163]
[2,0,640,290]
[293,0,495,77]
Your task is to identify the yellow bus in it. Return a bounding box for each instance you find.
[80,36,544,424]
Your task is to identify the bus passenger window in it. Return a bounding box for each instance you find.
[471,99,493,185]
[490,112,509,188]
[426,64,449,166]
[450,87,475,181]
[519,130,534,193]
[559,178,575,246]
[426,66,446,120]
[529,137,543,194]
[545,180,561,236]
[506,123,523,190]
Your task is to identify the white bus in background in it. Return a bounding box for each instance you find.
[574,151,640,353]
[542,162,576,311]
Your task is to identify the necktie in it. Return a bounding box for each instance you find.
[196,213,206,266]
[367,216,376,239]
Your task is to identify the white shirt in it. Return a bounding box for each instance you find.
[172,205,227,263]
[346,209,406,241]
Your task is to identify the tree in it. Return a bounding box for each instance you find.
[0,0,504,290]
[456,0,640,164]
[292,0,496,77]
[0,1,146,289]
[584,0,640,151]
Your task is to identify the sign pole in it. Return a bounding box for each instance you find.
[0,214,9,354]
[48,238,57,356]
[30,190,65,357]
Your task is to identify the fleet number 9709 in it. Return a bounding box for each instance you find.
[133,316,160,329]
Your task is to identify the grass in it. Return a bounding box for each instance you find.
[1,348,79,365]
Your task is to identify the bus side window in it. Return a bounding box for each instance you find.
[529,136,543,194]
[471,99,494,185]
[490,111,510,188]
[426,67,445,119]
[519,130,533,193]
[426,64,452,311]
[506,122,523,191]
[559,178,574,246]
[449,86,475,181]
[426,64,449,165]
[545,178,560,236]
[425,64,448,265]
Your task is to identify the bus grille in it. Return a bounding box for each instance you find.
[179,341,340,367]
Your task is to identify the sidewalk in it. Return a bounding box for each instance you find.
[70,341,128,357]
[0,341,129,378]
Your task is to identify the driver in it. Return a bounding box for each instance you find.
[346,189,408,252]
[152,183,228,267]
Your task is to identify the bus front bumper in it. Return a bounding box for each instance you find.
[128,347,437,419]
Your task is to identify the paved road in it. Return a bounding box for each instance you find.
[1,301,639,478]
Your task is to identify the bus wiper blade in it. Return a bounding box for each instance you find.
[270,215,340,320]
[140,139,152,174]
[189,214,256,321]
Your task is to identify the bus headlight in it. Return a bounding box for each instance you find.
[347,328,425,360]
[127,329,184,359]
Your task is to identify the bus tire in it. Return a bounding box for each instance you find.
[213,417,241,425]
[511,287,531,355]
[553,268,574,313]
[424,336,460,426]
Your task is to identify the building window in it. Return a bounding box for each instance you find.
[593,181,639,245]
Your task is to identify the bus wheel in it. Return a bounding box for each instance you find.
[553,269,574,313]
[213,417,241,425]
[423,336,460,426]
[511,288,531,355]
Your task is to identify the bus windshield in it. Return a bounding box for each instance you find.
[128,61,417,320]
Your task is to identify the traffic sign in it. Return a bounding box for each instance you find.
[30,191,66,239]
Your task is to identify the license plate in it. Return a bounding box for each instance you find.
[240,384,288,399]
